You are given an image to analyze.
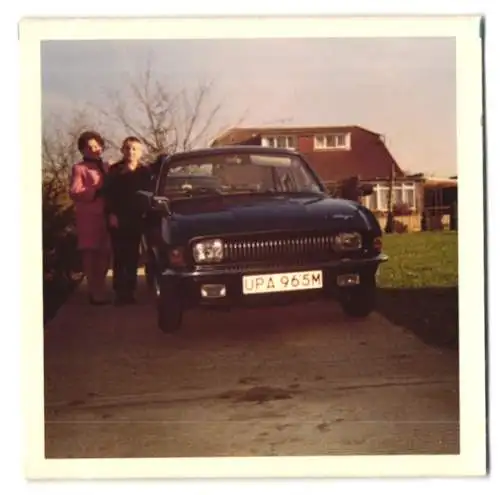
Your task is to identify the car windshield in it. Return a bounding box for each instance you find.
[158,152,323,198]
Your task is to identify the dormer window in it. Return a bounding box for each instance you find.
[314,133,351,150]
[261,135,296,149]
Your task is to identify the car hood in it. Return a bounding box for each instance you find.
[167,194,378,241]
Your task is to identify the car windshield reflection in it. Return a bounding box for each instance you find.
[159,152,324,198]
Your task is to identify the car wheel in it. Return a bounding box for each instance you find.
[338,271,377,318]
[156,279,183,333]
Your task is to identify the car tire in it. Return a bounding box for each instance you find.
[338,270,377,318]
[156,279,183,333]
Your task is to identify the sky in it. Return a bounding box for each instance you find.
[41,37,456,176]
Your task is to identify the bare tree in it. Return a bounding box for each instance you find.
[96,63,249,160]
[42,109,96,186]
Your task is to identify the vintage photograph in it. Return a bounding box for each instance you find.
[20,15,486,478]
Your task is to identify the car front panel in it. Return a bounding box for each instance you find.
[158,226,387,309]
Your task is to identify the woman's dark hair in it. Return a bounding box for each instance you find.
[77,130,106,154]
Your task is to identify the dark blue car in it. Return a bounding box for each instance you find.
[139,146,388,333]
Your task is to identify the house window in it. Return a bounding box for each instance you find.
[405,186,415,209]
[314,133,350,150]
[365,182,417,212]
[394,187,404,204]
[261,135,296,149]
[362,191,377,210]
[377,186,389,211]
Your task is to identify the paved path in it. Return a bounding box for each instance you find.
[44,272,459,458]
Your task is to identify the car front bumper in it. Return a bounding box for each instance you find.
[157,254,389,309]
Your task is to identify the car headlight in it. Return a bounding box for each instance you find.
[192,239,224,263]
[334,232,362,251]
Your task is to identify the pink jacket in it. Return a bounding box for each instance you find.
[69,160,110,250]
[69,160,109,215]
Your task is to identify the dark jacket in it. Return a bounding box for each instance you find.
[104,160,153,230]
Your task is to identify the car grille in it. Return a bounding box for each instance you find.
[222,233,342,264]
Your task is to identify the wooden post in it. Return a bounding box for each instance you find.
[385,158,395,233]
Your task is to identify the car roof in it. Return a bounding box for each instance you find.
[167,145,302,161]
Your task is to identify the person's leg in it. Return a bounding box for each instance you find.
[81,249,109,303]
[111,229,129,303]
[121,228,142,302]
[110,230,121,295]
[94,248,111,301]
[128,230,143,298]
[81,249,95,299]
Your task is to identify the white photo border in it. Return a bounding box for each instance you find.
[20,14,486,479]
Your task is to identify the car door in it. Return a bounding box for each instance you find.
[142,156,168,283]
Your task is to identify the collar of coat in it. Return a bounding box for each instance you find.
[111,160,147,173]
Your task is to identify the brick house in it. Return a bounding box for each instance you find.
[210,125,423,225]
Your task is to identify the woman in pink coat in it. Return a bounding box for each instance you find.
[69,131,111,304]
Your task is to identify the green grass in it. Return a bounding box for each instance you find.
[378,231,458,288]
[375,231,459,349]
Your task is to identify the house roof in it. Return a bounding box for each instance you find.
[423,177,458,189]
[302,144,405,182]
[211,125,380,146]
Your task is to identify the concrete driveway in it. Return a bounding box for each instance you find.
[44,273,459,458]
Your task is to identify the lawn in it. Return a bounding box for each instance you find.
[375,231,459,349]
[378,231,458,289]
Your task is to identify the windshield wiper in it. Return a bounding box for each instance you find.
[257,189,319,196]
[180,186,223,197]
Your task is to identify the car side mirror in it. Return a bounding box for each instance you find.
[137,190,154,209]
[137,189,172,215]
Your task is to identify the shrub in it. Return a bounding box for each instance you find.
[392,202,412,216]
[393,219,409,234]
[42,173,83,322]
